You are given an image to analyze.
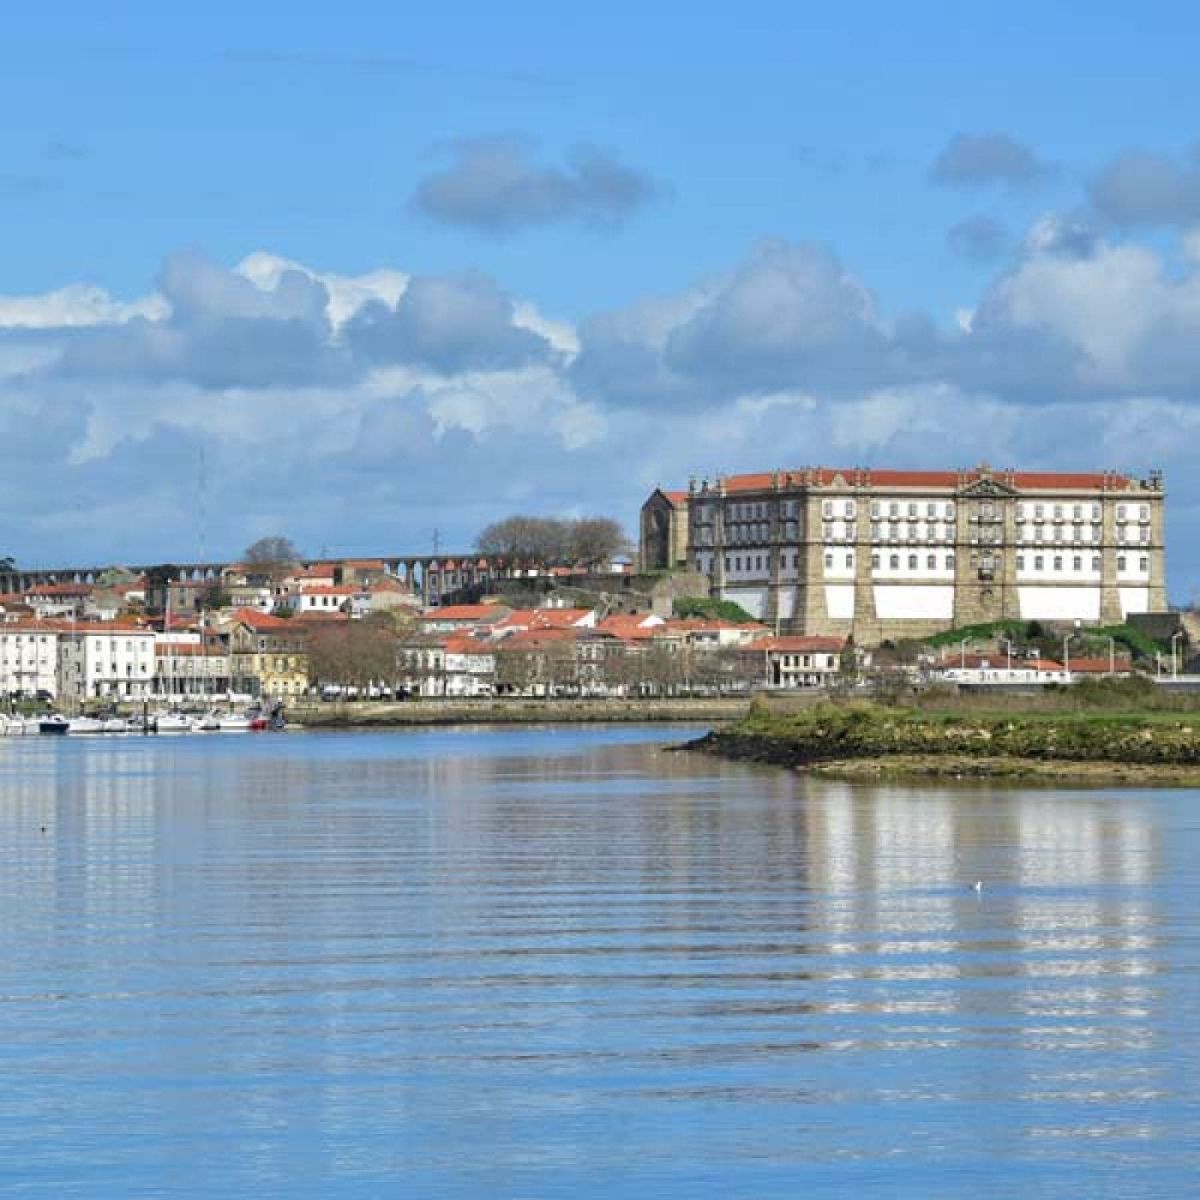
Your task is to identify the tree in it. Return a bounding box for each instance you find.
[567,517,627,568]
[0,556,15,574]
[476,515,629,568]
[307,613,401,692]
[244,535,301,579]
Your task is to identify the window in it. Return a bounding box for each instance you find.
[845,553,854,568]
[1118,555,1127,571]
[870,501,881,517]
[823,523,833,539]
[889,502,899,517]
[1139,556,1149,572]
[756,556,763,571]
[870,522,881,539]
[1117,505,1127,520]
[927,555,936,570]
[1091,556,1101,572]
[947,553,956,569]
[1140,505,1149,521]
[1035,555,1044,570]
[1054,526,1064,542]
[1053,556,1063,570]
[1073,556,1082,571]
[822,500,833,517]
[1073,504,1082,519]
[1141,528,1150,543]
[1034,527,1044,542]
[946,502,956,518]
[927,502,937,517]
[907,554,917,569]
[907,502,917,517]
[1035,504,1044,519]
[824,553,833,569]
[724,556,730,571]
[1053,505,1063,520]
[1017,555,1025,571]
[844,500,856,517]
[889,524,900,540]
[889,554,899,569]
[871,553,880,569]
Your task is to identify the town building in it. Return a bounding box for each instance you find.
[154,636,232,698]
[58,623,157,701]
[641,465,1168,640]
[0,622,61,698]
[227,611,309,698]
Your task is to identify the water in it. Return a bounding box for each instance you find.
[0,725,1197,1198]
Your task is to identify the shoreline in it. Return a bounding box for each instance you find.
[687,703,1200,787]
[284,697,750,728]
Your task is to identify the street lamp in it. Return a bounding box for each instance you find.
[1171,630,1184,679]
[1063,631,1077,679]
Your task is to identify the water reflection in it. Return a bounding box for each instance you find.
[0,728,1194,1197]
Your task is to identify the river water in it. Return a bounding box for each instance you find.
[0,725,1197,1197]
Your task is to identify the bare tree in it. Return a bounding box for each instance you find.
[244,536,301,580]
[567,517,627,568]
[476,515,627,567]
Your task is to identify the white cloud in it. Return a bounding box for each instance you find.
[0,283,166,329]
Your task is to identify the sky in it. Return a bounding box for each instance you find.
[4,1,1200,597]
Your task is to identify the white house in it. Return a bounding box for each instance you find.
[279,585,366,616]
[0,622,60,698]
[58,624,157,701]
[443,635,496,697]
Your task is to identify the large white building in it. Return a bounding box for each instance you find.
[641,464,1168,639]
[0,623,60,698]
[58,625,157,701]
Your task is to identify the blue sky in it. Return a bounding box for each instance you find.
[5,2,1200,597]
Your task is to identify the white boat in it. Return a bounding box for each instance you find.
[216,712,254,731]
[101,717,134,734]
[190,712,220,732]
[151,712,192,733]
[67,716,107,735]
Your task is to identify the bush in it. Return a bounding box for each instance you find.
[673,596,756,623]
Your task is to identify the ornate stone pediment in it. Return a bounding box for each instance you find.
[957,476,1017,499]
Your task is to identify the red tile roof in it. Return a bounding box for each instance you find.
[235,610,302,632]
[495,608,594,631]
[1066,657,1134,674]
[24,583,92,597]
[706,467,1136,493]
[419,604,507,622]
[752,636,847,653]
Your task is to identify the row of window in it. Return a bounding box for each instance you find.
[866,553,955,571]
[718,499,1156,523]
[706,551,1153,576]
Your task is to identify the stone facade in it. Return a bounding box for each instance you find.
[638,489,690,572]
[640,465,1168,642]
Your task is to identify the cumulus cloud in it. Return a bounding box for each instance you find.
[931,132,1049,187]
[0,283,165,329]
[412,135,660,233]
[1089,147,1200,227]
[5,233,1200,584]
[344,271,557,372]
[946,215,1009,261]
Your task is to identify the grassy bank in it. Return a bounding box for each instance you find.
[286,696,751,727]
[691,697,1200,785]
